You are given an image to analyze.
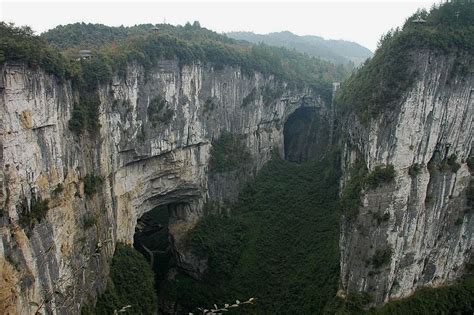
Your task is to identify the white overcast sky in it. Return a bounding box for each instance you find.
[1,0,441,51]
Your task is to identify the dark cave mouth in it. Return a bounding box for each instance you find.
[284,106,329,163]
[133,204,174,292]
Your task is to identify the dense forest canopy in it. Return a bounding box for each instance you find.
[334,1,474,124]
[1,21,349,104]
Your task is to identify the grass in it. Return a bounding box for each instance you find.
[164,153,342,313]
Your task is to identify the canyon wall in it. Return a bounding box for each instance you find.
[0,60,325,314]
[339,51,473,305]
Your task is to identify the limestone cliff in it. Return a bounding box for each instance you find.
[339,51,473,305]
[0,60,325,314]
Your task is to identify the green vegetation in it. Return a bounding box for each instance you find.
[325,276,474,315]
[41,22,344,102]
[467,179,474,212]
[467,156,474,172]
[340,163,395,220]
[164,154,341,313]
[0,22,74,81]
[227,31,372,66]
[69,91,101,135]
[408,163,422,177]
[365,165,396,190]
[147,95,173,127]
[261,85,284,105]
[52,183,64,195]
[341,161,368,220]
[446,154,461,173]
[335,2,474,124]
[371,247,392,269]
[209,131,251,173]
[2,21,347,138]
[83,174,104,196]
[18,198,49,229]
[84,243,157,314]
[82,214,97,229]
[241,88,257,107]
[203,98,216,113]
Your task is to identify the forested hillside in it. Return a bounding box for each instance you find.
[227,31,373,66]
[334,2,474,123]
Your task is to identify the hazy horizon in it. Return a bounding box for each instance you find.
[1,0,441,51]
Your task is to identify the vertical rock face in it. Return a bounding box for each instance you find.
[0,60,325,314]
[340,51,473,305]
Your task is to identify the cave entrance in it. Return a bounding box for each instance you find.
[133,204,174,292]
[283,106,329,163]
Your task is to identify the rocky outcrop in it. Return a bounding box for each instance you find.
[0,60,325,314]
[339,51,473,305]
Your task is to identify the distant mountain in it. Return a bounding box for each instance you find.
[226,31,372,66]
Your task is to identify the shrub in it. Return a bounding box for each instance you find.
[367,276,474,315]
[83,214,97,229]
[408,163,422,177]
[69,91,101,136]
[341,161,368,219]
[19,198,49,229]
[147,95,173,127]
[203,98,216,113]
[365,165,396,190]
[168,155,342,313]
[326,276,474,315]
[467,179,474,211]
[447,154,461,173]
[52,183,64,195]
[261,85,283,105]
[334,2,474,124]
[242,88,257,107]
[91,243,158,314]
[467,156,474,173]
[373,212,390,225]
[209,131,251,173]
[83,174,104,196]
[372,247,392,269]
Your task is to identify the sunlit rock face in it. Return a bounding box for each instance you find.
[339,51,473,305]
[0,60,325,314]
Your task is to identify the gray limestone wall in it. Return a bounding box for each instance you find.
[339,51,473,305]
[0,60,324,314]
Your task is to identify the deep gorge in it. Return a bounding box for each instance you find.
[1,3,473,314]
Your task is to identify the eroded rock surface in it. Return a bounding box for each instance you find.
[340,51,473,305]
[0,61,325,314]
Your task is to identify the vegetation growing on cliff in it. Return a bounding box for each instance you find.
[209,131,251,173]
[334,2,474,124]
[147,96,174,127]
[83,174,104,196]
[1,21,345,105]
[340,162,395,219]
[83,243,157,314]
[0,22,74,81]
[164,153,341,313]
[365,165,396,189]
[18,198,50,230]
